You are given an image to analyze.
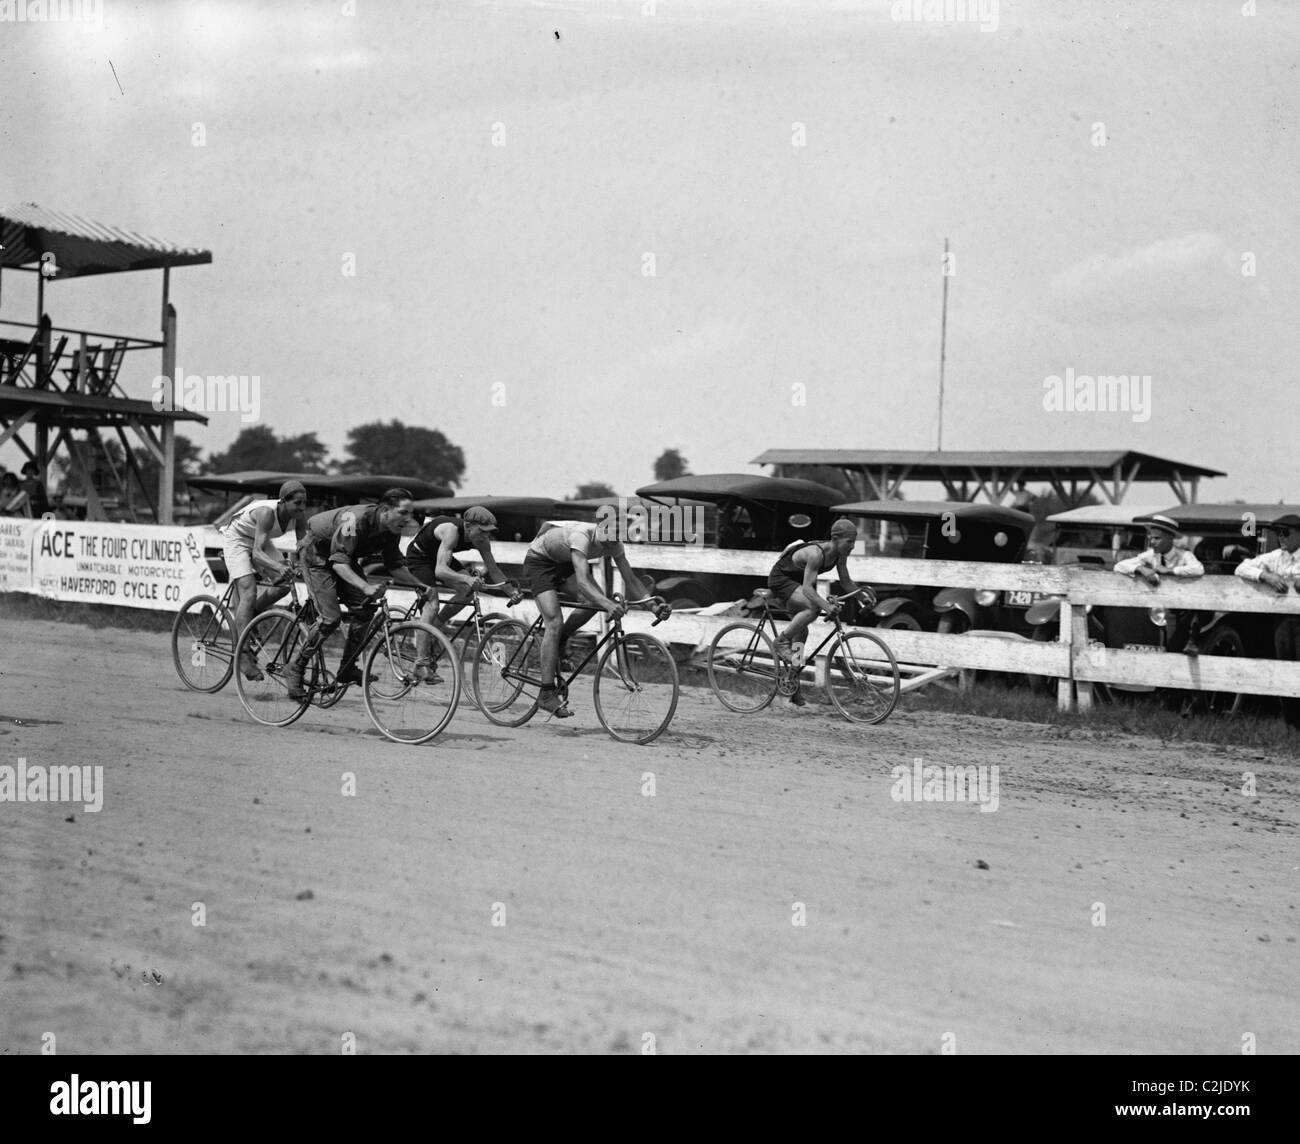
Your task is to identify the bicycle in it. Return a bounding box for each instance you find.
[472,594,679,744]
[416,582,524,708]
[170,568,303,693]
[232,582,461,744]
[706,586,901,723]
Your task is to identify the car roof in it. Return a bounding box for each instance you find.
[636,473,843,507]
[409,495,561,515]
[187,471,451,500]
[1157,502,1300,529]
[831,500,1035,529]
[1045,504,1169,526]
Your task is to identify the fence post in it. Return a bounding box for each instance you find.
[1057,601,1074,712]
[1071,603,1093,713]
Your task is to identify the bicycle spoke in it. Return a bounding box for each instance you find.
[233,610,312,726]
[363,622,461,744]
[593,633,679,744]
[707,622,779,713]
[826,631,900,725]
[171,594,236,692]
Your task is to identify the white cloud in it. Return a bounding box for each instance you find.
[1048,233,1253,325]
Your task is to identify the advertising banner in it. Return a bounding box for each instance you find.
[24,520,216,610]
[0,517,36,592]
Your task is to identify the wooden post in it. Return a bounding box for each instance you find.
[1057,601,1074,712]
[1072,603,1093,712]
[159,302,177,525]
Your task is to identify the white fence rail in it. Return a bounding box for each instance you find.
[7,528,1300,714]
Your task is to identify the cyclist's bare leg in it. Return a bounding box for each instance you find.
[536,587,577,716]
[779,587,821,654]
[231,574,264,679]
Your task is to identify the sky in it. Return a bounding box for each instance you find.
[3,0,1298,503]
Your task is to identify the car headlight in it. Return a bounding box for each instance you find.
[974,589,1000,607]
[1148,607,1168,627]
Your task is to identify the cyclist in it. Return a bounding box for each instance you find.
[405,504,516,679]
[286,488,429,700]
[523,518,659,716]
[768,517,867,706]
[223,480,309,679]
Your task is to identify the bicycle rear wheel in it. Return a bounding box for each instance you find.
[233,609,313,726]
[171,594,237,692]
[707,621,780,713]
[363,621,461,744]
[826,630,900,724]
[594,632,679,744]
[471,619,540,727]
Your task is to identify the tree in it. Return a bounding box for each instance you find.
[574,481,617,500]
[138,433,204,497]
[653,449,690,482]
[336,420,465,489]
[204,425,329,474]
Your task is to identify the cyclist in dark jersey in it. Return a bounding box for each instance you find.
[406,505,515,679]
[768,517,867,706]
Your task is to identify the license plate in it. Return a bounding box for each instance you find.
[1007,590,1038,606]
[1123,643,1162,653]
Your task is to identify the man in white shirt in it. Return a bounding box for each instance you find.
[523,519,658,716]
[1236,512,1300,728]
[1114,514,1206,654]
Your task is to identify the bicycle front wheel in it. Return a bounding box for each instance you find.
[826,630,900,724]
[233,608,313,726]
[362,621,461,744]
[594,632,679,744]
[707,621,780,713]
[472,619,541,726]
[171,594,237,692]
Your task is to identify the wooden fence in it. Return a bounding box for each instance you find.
[472,542,1300,714]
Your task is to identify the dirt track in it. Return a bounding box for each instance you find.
[2,616,1297,1054]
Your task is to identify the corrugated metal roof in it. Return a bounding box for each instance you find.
[751,449,1225,479]
[0,202,211,278]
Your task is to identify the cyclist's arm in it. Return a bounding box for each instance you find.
[612,552,654,604]
[250,507,288,578]
[475,542,512,587]
[434,525,478,591]
[799,549,838,613]
[570,554,618,612]
[835,552,856,594]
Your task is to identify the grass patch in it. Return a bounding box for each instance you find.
[908,677,1300,755]
[0,592,175,633]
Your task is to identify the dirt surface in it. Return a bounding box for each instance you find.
[2,616,1297,1054]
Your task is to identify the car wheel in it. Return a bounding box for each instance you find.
[1190,623,1246,718]
[876,611,922,631]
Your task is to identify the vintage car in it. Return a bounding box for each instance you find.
[1022,502,1300,711]
[629,473,846,608]
[409,495,563,544]
[829,500,1036,632]
[1153,501,1300,660]
[189,471,452,583]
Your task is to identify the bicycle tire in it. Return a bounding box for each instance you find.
[171,593,237,693]
[707,621,780,713]
[362,621,462,744]
[826,630,900,725]
[471,618,541,727]
[233,608,313,726]
[593,632,679,744]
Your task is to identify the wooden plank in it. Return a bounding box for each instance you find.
[1072,645,1300,699]
[1064,571,1300,614]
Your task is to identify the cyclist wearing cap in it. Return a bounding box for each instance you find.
[769,518,865,706]
[524,519,658,716]
[406,505,516,679]
[223,480,309,679]
[285,488,428,700]
[1114,514,1205,654]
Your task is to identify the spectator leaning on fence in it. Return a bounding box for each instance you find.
[1235,512,1300,729]
[1113,514,1207,655]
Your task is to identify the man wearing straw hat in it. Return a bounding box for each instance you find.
[1113,513,1206,654]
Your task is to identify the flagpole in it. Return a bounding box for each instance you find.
[937,237,949,452]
